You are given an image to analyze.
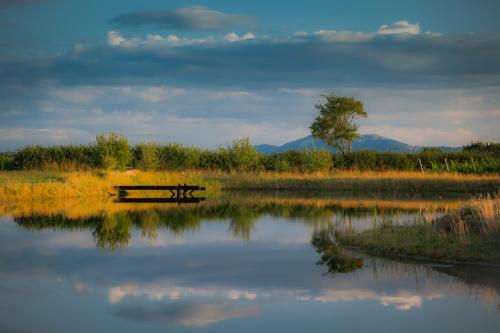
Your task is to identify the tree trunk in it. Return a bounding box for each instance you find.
[349,141,352,153]
[337,143,345,154]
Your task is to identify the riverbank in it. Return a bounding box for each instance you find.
[1,170,499,202]
[337,195,500,265]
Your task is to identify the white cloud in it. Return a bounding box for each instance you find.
[224,32,256,42]
[378,20,420,35]
[107,31,126,46]
[295,20,426,43]
[296,30,374,42]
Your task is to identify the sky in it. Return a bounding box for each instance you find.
[1,0,499,150]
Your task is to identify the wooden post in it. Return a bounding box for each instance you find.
[470,157,477,173]
[418,159,424,174]
[444,158,450,173]
[176,183,180,198]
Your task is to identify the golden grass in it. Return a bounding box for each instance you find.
[222,170,500,192]
[0,170,220,203]
[0,170,498,204]
[469,194,500,233]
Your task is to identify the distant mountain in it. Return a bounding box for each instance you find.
[255,134,461,154]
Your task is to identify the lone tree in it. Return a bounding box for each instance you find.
[310,94,367,153]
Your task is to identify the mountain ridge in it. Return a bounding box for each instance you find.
[255,134,461,154]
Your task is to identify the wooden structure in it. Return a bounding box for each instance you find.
[113,184,206,204]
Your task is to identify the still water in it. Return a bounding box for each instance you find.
[0,194,499,332]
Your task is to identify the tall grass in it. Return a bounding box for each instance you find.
[337,194,500,263]
[0,170,220,203]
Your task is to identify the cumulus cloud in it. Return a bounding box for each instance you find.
[378,20,420,35]
[109,6,256,30]
[295,20,427,43]
[107,31,126,46]
[224,32,256,42]
[106,30,258,47]
[1,20,500,148]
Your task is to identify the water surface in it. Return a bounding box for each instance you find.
[1,194,499,332]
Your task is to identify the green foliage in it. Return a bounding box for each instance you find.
[463,141,500,156]
[95,132,132,170]
[133,143,160,171]
[12,145,98,170]
[277,149,332,172]
[6,133,500,174]
[157,143,201,170]
[310,94,367,153]
[224,137,261,171]
[0,153,14,170]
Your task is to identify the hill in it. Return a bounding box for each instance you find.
[255,134,461,154]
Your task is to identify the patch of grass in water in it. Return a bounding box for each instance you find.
[337,195,500,264]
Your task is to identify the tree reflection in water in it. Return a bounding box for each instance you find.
[311,229,364,274]
[93,212,132,251]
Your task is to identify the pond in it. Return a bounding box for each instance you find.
[0,193,499,332]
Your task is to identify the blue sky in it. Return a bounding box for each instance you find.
[1,0,499,149]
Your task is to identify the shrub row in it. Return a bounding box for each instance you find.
[3,134,500,174]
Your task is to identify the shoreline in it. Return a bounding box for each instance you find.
[1,170,499,203]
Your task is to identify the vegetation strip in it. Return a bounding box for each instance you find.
[1,133,499,174]
[337,195,500,265]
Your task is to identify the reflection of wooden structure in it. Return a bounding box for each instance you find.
[113,184,206,204]
[115,197,205,204]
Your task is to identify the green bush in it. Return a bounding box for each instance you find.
[0,153,14,170]
[12,145,98,170]
[463,141,500,156]
[134,143,160,171]
[262,154,291,172]
[278,149,332,172]
[96,132,132,170]
[225,137,261,171]
[157,143,201,170]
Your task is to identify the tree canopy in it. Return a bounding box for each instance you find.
[310,94,367,153]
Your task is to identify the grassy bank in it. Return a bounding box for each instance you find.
[1,170,499,203]
[0,170,221,202]
[337,195,500,264]
[222,171,500,193]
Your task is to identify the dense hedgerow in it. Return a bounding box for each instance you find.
[463,142,500,156]
[0,152,15,170]
[12,145,99,170]
[3,133,500,174]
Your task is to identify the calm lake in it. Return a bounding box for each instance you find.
[1,193,499,332]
